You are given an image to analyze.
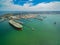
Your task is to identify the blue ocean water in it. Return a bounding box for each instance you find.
[0,13,60,45]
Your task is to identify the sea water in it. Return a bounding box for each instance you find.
[0,14,60,45]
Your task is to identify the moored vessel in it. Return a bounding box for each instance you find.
[9,20,23,30]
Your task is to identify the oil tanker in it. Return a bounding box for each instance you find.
[9,20,23,30]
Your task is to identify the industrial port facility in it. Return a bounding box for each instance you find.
[0,13,46,30]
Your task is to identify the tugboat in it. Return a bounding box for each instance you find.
[9,20,23,30]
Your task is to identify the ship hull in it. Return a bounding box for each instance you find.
[9,22,22,30]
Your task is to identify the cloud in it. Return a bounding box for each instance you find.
[30,2,60,11]
[0,0,60,11]
[29,0,33,1]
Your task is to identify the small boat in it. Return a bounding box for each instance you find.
[54,22,56,24]
[9,20,23,30]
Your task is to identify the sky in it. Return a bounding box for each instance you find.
[0,0,60,11]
